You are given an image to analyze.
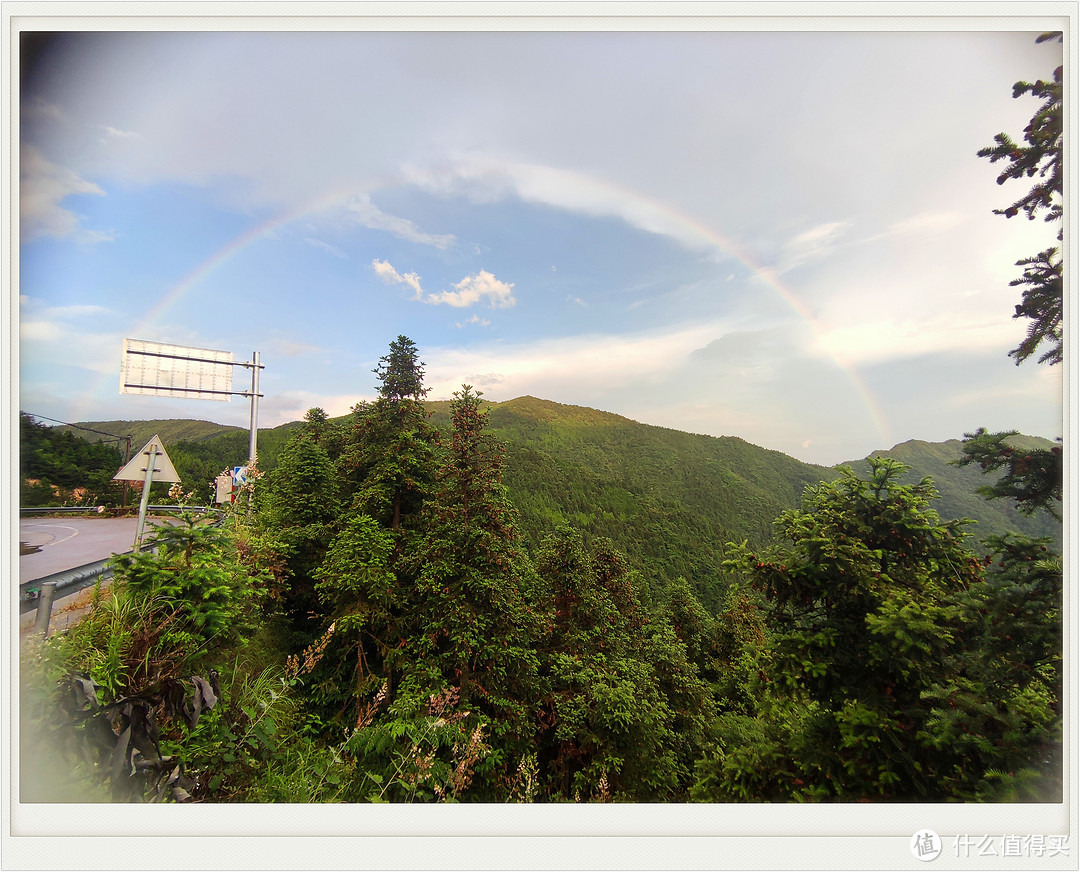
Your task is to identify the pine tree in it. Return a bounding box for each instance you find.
[977,32,1062,366]
[339,336,439,531]
[261,422,341,629]
[386,386,542,797]
[711,459,987,800]
[313,514,398,723]
[533,526,702,800]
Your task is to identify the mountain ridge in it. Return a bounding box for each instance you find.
[49,396,1060,599]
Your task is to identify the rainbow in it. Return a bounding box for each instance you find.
[89,162,892,448]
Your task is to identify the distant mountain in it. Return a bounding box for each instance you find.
[59,418,247,448]
[64,399,1061,609]
[840,436,1062,548]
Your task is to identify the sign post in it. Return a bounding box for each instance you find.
[114,435,181,551]
[120,338,264,494]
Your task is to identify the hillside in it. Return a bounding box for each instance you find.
[460,397,834,607]
[841,437,1062,548]
[61,397,1062,610]
[64,418,247,447]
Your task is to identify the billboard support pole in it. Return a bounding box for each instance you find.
[247,351,261,466]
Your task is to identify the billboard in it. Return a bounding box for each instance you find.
[120,338,234,401]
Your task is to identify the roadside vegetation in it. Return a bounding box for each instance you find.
[21,331,1061,803]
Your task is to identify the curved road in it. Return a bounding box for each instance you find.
[20,517,147,584]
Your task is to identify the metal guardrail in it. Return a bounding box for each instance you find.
[19,506,226,616]
[19,554,129,615]
[20,505,215,515]
[21,506,113,515]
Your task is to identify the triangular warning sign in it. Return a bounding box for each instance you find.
[113,435,182,483]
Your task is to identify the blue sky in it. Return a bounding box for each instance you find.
[16,25,1065,465]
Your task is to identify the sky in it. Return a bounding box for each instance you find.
[14,24,1067,467]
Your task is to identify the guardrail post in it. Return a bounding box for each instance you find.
[33,582,58,638]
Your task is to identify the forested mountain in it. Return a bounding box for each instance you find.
[26,397,1057,619]
[60,399,1060,577]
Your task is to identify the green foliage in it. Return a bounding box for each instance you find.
[703,458,1059,801]
[977,33,1062,365]
[311,514,398,724]
[260,427,342,629]
[533,527,710,800]
[163,663,353,802]
[392,386,542,792]
[713,459,984,799]
[919,532,1063,800]
[19,413,126,506]
[954,428,1062,520]
[344,686,493,802]
[105,512,264,683]
[24,510,284,802]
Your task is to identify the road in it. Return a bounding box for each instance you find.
[19,516,147,584]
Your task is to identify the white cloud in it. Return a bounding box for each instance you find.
[455,314,491,328]
[35,302,111,319]
[304,237,347,258]
[23,98,65,121]
[427,270,516,309]
[371,259,424,298]
[346,194,454,249]
[775,221,852,274]
[100,125,140,143]
[19,300,113,344]
[372,262,515,310]
[884,210,965,237]
[811,313,1019,368]
[77,229,116,244]
[404,157,725,255]
[423,322,718,402]
[20,321,63,342]
[20,145,106,240]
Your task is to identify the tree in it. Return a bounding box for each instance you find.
[977,32,1062,366]
[339,385,541,799]
[709,459,988,800]
[339,336,439,531]
[19,413,125,506]
[955,428,1062,519]
[954,41,1062,739]
[532,526,707,800]
[261,424,341,630]
[920,531,1062,800]
[374,334,429,405]
[312,513,398,723]
[398,387,540,721]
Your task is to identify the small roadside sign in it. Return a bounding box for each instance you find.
[215,473,234,504]
[232,466,248,487]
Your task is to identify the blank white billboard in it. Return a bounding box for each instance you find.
[120,338,234,401]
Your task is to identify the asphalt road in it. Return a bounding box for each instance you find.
[19,516,146,584]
